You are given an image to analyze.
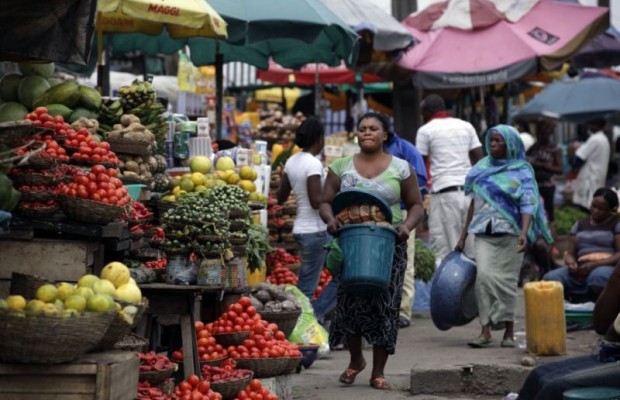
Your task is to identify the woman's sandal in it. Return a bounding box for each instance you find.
[468,336,493,348]
[370,377,393,390]
[338,363,366,384]
[501,338,516,348]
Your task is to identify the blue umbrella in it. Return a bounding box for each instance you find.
[514,75,620,122]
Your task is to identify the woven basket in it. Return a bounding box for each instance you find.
[212,331,250,347]
[27,155,60,169]
[16,204,60,218]
[120,175,153,186]
[106,137,152,156]
[229,220,248,232]
[258,309,301,338]
[200,356,229,367]
[0,311,115,364]
[114,332,149,352]
[96,298,148,350]
[139,367,175,386]
[211,371,253,400]
[61,144,80,155]
[248,202,266,211]
[234,357,288,378]
[10,173,59,186]
[70,159,118,169]
[228,236,248,245]
[281,357,302,375]
[9,272,53,299]
[196,235,225,244]
[132,248,164,261]
[228,209,249,219]
[59,195,124,224]
[282,205,296,216]
[20,190,56,202]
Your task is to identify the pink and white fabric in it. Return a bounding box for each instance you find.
[398,0,609,88]
[257,59,384,85]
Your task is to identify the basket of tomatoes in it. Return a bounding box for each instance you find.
[57,165,130,224]
[202,360,253,400]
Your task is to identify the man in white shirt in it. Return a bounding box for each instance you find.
[416,94,483,260]
[571,118,611,210]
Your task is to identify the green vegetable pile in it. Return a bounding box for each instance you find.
[555,206,588,236]
[414,239,436,283]
[246,224,272,273]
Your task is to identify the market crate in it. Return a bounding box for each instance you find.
[0,351,139,400]
[259,374,293,400]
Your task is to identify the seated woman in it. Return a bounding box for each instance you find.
[517,263,620,400]
[543,188,620,302]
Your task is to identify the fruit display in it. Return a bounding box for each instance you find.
[137,381,172,400]
[161,155,264,204]
[0,62,101,123]
[0,173,21,212]
[118,154,156,184]
[71,116,100,136]
[0,262,141,320]
[58,165,131,206]
[23,107,74,141]
[159,185,250,258]
[249,283,302,313]
[266,263,299,286]
[99,80,168,156]
[251,109,304,145]
[121,201,154,223]
[70,138,119,167]
[266,248,300,270]
[138,351,175,373]
[173,374,223,400]
[233,379,278,400]
[172,322,229,363]
[201,359,252,384]
[313,269,332,300]
[107,114,155,143]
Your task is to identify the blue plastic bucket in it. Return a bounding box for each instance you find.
[339,224,396,296]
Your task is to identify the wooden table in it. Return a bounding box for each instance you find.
[137,283,224,378]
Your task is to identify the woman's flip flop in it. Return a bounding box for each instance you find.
[338,363,366,384]
[468,336,493,348]
[370,377,393,390]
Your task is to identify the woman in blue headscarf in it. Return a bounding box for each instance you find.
[455,124,552,348]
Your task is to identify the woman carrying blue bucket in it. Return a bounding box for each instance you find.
[319,112,424,390]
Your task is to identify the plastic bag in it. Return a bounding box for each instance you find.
[167,256,198,285]
[324,238,343,276]
[284,285,330,358]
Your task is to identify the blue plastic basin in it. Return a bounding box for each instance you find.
[339,223,396,296]
[563,387,620,400]
[430,251,478,330]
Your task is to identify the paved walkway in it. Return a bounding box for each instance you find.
[291,292,598,399]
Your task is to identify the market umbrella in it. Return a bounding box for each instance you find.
[186,0,359,69]
[397,0,609,89]
[571,31,620,69]
[513,74,620,122]
[0,0,97,65]
[318,0,414,54]
[256,60,384,85]
[95,0,228,91]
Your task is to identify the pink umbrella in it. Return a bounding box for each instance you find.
[257,59,384,85]
[398,0,609,88]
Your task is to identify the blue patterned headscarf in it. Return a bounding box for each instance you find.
[464,125,553,243]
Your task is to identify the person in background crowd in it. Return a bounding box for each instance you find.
[385,122,428,329]
[277,118,330,299]
[416,94,483,261]
[570,118,610,211]
[320,112,424,390]
[543,188,620,302]
[518,262,620,400]
[527,119,563,238]
[456,125,552,348]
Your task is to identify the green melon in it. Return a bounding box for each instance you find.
[48,78,62,87]
[18,62,55,79]
[0,102,28,122]
[0,74,23,102]
[18,76,50,109]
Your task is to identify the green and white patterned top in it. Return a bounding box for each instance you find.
[330,155,410,225]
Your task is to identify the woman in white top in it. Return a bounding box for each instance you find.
[277,118,329,298]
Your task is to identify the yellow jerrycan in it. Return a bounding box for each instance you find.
[523,281,567,356]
